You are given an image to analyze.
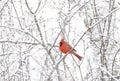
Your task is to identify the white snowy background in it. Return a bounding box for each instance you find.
[0,0,120,81]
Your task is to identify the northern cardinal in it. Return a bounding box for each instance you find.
[59,38,82,60]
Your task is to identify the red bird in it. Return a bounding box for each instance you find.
[59,38,82,60]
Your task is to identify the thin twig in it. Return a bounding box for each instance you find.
[111,48,120,75]
[0,40,40,45]
[99,66,119,81]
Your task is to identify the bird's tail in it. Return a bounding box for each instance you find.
[72,52,82,60]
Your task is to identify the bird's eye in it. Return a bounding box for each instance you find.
[59,42,62,46]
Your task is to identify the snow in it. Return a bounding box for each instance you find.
[0,0,120,81]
